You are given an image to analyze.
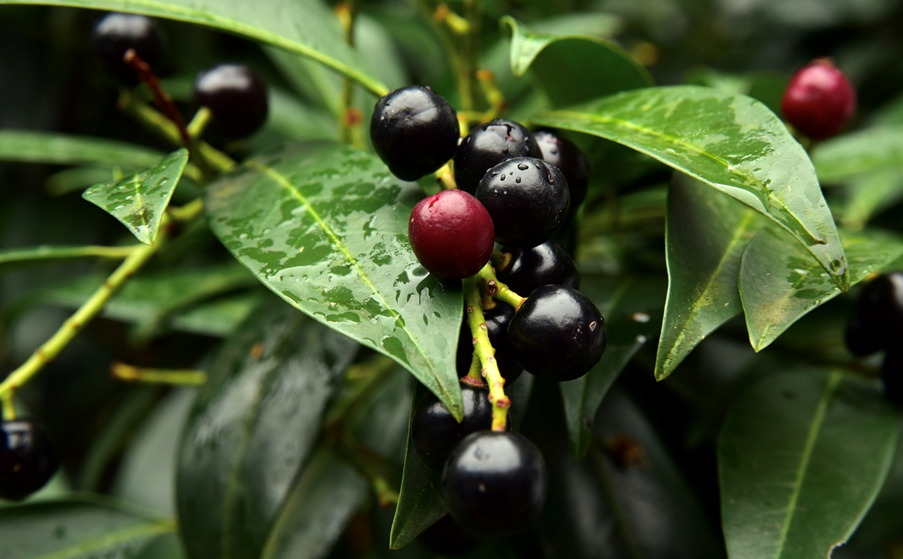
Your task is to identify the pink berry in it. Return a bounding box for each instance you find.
[781,59,856,140]
[408,190,494,281]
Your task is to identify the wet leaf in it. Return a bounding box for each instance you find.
[176,301,359,559]
[532,86,850,290]
[740,227,903,351]
[0,244,137,273]
[0,498,175,559]
[204,141,464,420]
[655,177,765,380]
[719,369,898,559]
[813,126,903,182]
[0,130,161,167]
[83,149,188,245]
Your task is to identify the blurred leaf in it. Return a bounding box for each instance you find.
[176,301,359,559]
[0,0,387,96]
[0,244,136,273]
[83,149,187,245]
[532,86,850,290]
[45,166,127,196]
[655,177,765,380]
[205,141,464,420]
[739,228,903,351]
[0,130,161,167]
[169,291,264,337]
[685,67,787,114]
[560,274,665,457]
[719,369,898,559]
[502,16,652,108]
[266,88,339,141]
[814,126,903,182]
[836,171,903,230]
[0,499,174,559]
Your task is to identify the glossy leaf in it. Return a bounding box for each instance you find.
[0,0,387,96]
[813,126,903,182]
[502,16,652,108]
[0,130,161,167]
[560,274,666,458]
[739,227,903,351]
[204,141,464,420]
[0,499,175,559]
[719,369,899,559]
[83,149,187,245]
[0,244,136,273]
[532,86,850,290]
[655,177,765,380]
[176,301,359,559]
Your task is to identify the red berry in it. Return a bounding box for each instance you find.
[409,190,494,281]
[781,59,856,140]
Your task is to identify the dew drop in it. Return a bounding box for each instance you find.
[517,163,529,170]
[499,174,506,181]
[515,177,521,183]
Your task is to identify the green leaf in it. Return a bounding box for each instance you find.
[0,499,175,559]
[502,16,652,107]
[0,0,387,97]
[739,227,903,351]
[719,369,899,559]
[83,149,188,245]
[0,130,161,167]
[204,141,465,420]
[532,86,850,290]
[0,244,136,273]
[560,274,666,458]
[176,301,359,559]
[813,126,903,182]
[835,171,903,230]
[655,177,765,380]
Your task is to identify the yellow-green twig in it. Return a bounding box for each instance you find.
[111,362,207,385]
[476,263,525,310]
[463,275,509,431]
[1,392,15,421]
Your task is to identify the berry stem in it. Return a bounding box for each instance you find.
[187,106,213,139]
[336,0,367,150]
[123,49,190,146]
[476,263,526,311]
[434,161,458,190]
[461,354,485,387]
[490,249,512,273]
[1,391,15,421]
[463,276,509,431]
[476,69,506,121]
[111,362,207,385]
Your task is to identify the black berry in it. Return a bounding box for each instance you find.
[412,386,494,470]
[882,351,903,406]
[781,59,856,140]
[370,86,460,181]
[496,241,580,296]
[475,157,569,248]
[91,13,164,86]
[534,131,590,208]
[508,285,606,381]
[442,431,546,538]
[408,189,494,281]
[850,272,903,351]
[845,315,883,357]
[0,420,59,502]
[456,303,523,384]
[194,64,269,139]
[454,119,542,194]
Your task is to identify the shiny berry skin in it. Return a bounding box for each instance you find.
[0,420,59,502]
[496,241,579,296]
[454,119,542,194]
[852,272,903,350]
[412,386,494,470]
[442,431,547,538]
[370,86,460,181]
[534,131,590,208]
[882,351,903,406]
[193,64,269,139]
[408,189,494,281]
[456,303,523,384]
[508,285,606,381]
[475,157,569,248]
[781,60,856,140]
[91,13,164,86]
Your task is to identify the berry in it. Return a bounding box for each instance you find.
[442,431,546,538]
[91,13,164,86]
[781,59,856,140]
[193,64,269,139]
[851,272,903,350]
[370,86,460,181]
[475,157,569,248]
[454,119,542,194]
[456,303,523,383]
[417,514,480,555]
[412,386,494,470]
[508,285,606,381]
[534,131,590,208]
[845,315,883,357]
[882,352,903,406]
[408,189,494,281]
[0,420,59,502]
[496,241,580,296]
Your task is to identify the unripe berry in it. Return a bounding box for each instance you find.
[781,59,856,140]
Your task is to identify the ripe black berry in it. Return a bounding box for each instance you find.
[408,189,494,281]
[882,351,903,406]
[91,13,165,86]
[456,303,523,383]
[454,119,542,194]
[475,157,569,248]
[412,386,494,469]
[193,64,269,139]
[508,285,606,381]
[370,86,460,181]
[781,59,856,140]
[0,420,59,502]
[534,131,590,208]
[850,272,903,351]
[442,431,546,537]
[496,241,579,296]
[845,315,883,357]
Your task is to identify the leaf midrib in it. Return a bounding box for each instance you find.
[34,519,175,559]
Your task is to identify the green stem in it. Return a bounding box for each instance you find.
[461,0,482,112]
[463,275,509,431]
[337,0,366,149]
[461,353,484,387]
[476,263,525,310]
[111,362,208,385]
[1,391,15,421]
[434,162,458,190]
[187,107,213,138]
